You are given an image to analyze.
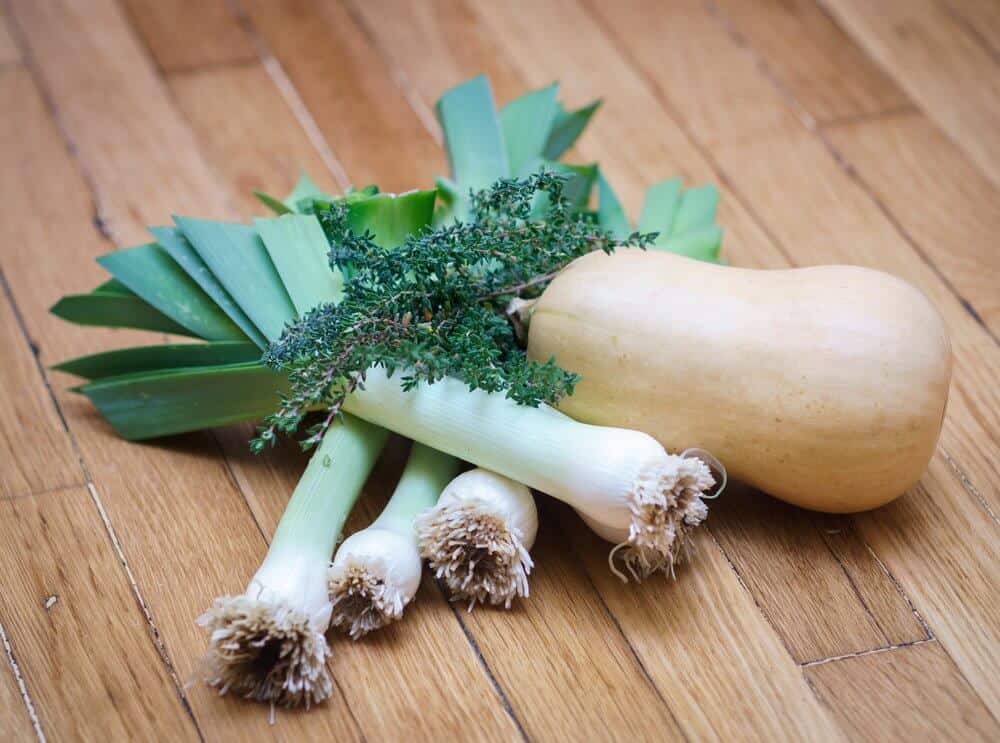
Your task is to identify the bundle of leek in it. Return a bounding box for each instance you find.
[51,75,725,708]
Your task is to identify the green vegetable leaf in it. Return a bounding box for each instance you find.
[638,177,682,238]
[254,190,294,215]
[436,75,509,196]
[543,99,602,161]
[500,83,559,177]
[149,225,267,348]
[50,290,197,337]
[173,217,297,342]
[671,184,720,235]
[77,362,287,440]
[342,190,437,250]
[597,172,631,239]
[659,225,723,262]
[255,214,343,313]
[53,341,261,380]
[97,243,248,342]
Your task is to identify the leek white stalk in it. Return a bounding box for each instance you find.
[343,367,717,580]
[417,468,538,609]
[328,443,460,638]
[197,415,388,708]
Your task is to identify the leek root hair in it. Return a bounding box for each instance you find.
[416,468,537,609]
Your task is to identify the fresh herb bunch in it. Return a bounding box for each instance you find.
[254,171,654,452]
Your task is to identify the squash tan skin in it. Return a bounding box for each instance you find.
[527,249,952,513]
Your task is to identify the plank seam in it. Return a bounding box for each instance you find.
[549,506,692,743]
[0,620,47,742]
[819,525,901,647]
[342,0,442,145]
[800,637,936,667]
[703,0,999,346]
[1,15,206,736]
[225,0,352,191]
[442,585,531,742]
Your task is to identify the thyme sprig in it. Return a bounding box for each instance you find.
[254,171,654,452]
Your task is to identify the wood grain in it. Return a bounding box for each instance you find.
[241,0,446,193]
[0,487,198,741]
[577,0,1000,712]
[0,8,19,64]
[0,628,37,741]
[120,0,257,73]
[174,4,696,736]
[853,455,1000,717]
[364,0,927,663]
[825,111,1000,334]
[710,485,925,661]
[0,16,361,740]
[943,0,1000,56]
[822,0,1000,188]
[0,285,83,499]
[167,62,342,215]
[806,641,998,740]
[709,0,911,124]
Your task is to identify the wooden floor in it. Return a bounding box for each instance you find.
[0,0,997,740]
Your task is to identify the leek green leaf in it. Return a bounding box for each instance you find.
[254,190,294,215]
[597,172,631,239]
[436,75,508,196]
[671,185,720,235]
[97,243,248,342]
[95,278,132,295]
[638,177,682,238]
[255,214,343,313]
[500,83,559,176]
[78,362,287,440]
[53,341,261,380]
[149,225,267,348]
[50,291,197,337]
[284,171,332,212]
[543,99,602,161]
[344,190,437,249]
[659,225,723,263]
[173,217,297,341]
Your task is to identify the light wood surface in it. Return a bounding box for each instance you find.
[0,0,997,740]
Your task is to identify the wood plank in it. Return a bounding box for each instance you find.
[0,25,360,743]
[241,0,446,193]
[167,62,341,216]
[0,8,20,65]
[805,641,998,741]
[586,0,1000,513]
[578,0,1000,714]
[822,0,1000,188]
[571,515,844,741]
[0,286,84,499]
[0,486,198,741]
[0,626,38,742]
[943,0,1000,56]
[852,455,1000,717]
[120,0,257,73]
[710,485,925,662]
[710,0,911,124]
[350,2,851,736]
[167,12,683,735]
[9,0,231,247]
[360,0,929,662]
[460,510,686,740]
[708,0,1000,336]
[825,111,1000,334]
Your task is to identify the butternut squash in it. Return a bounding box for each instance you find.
[527,249,952,513]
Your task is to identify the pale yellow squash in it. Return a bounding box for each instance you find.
[527,249,952,513]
